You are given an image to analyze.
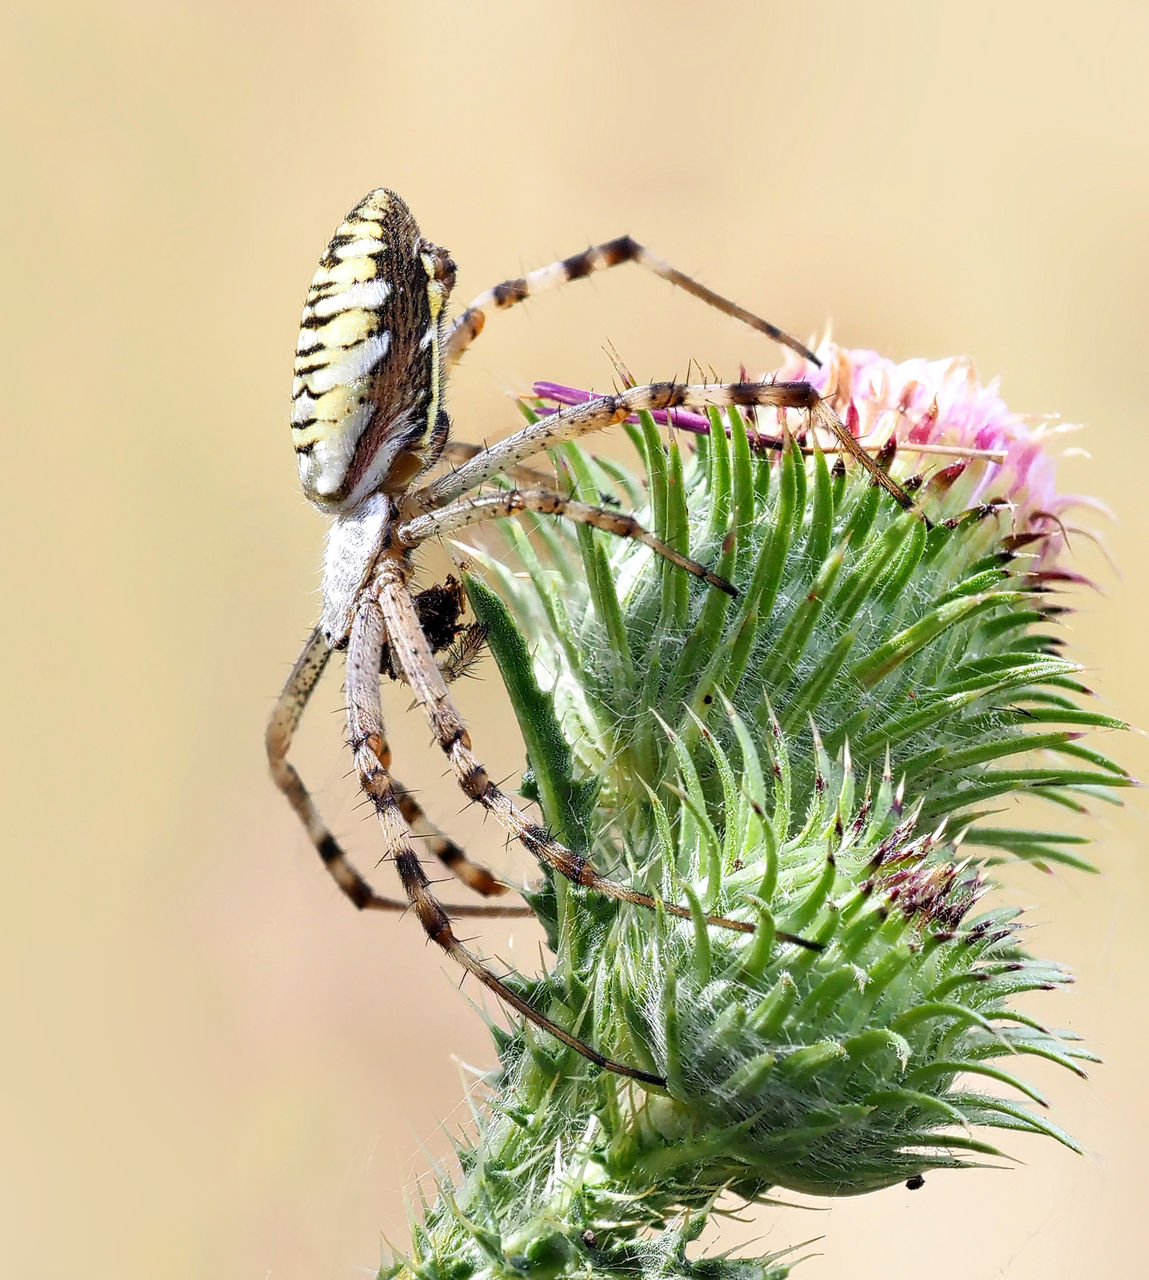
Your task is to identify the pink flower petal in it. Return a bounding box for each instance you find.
[530,345,1090,569]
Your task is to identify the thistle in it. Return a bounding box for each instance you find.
[384,345,1127,1280]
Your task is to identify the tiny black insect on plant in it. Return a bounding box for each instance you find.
[266,189,906,1086]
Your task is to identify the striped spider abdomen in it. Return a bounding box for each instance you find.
[291,189,455,514]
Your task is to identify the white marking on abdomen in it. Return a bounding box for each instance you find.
[331,238,386,260]
[310,279,391,318]
[290,390,316,423]
[299,333,391,396]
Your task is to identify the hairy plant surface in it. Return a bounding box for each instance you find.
[384,346,1126,1280]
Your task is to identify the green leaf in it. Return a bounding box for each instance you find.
[464,575,598,856]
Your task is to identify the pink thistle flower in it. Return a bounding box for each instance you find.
[776,344,1088,560]
[533,342,1095,568]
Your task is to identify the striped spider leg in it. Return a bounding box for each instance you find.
[417,379,831,512]
[437,221,916,509]
[398,487,738,594]
[266,618,534,919]
[443,232,821,368]
[272,187,837,1084]
[344,562,664,1085]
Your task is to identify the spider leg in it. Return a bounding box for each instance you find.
[346,593,663,1085]
[393,784,509,899]
[373,557,822,947]
[417,381,916,515]
[439,441,638,518]
[396,488,737,596]
[444,236,819,367]
[266,627,531,917]
[439,439,556,491]
[420,380,816,508]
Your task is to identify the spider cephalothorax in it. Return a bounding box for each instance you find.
[267,187,904,1085]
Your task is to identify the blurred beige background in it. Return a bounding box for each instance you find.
[3,2,1146,1277]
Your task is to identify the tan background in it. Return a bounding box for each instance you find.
[3,2,1146,1277]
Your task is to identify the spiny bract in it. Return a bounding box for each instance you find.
[386,348,1125,1280]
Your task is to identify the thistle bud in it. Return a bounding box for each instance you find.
[387,348,1125,1280]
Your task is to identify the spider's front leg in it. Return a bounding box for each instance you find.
[345,587,664,1086]
[397,488,738,596]
[443,233,820,369]
[419,381,918,516]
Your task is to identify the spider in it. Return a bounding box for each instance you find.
[266,188,906,1087]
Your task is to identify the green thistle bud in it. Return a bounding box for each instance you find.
[385,347,1125,1280]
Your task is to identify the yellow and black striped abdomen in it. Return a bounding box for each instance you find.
[291,189,455,514]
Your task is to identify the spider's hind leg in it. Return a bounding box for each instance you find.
[346,590,664,1085]
[393,784,508,900]
[267,626,528,915]
[373,560,813,942]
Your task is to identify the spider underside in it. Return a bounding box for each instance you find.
[266,188,910,1086]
